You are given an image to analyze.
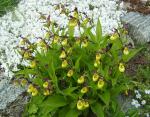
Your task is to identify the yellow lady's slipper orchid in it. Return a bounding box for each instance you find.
[119,63,125,72]
[43,89,50,96]
[110,33,119,40]
[83,101,89,108]
[77,76,85,84]
[62,60,68,68]
[82,40,88,48]
[69,18,78,27]
[30,61,36,68]
[97,79,105,89]
[45,32,50,39]
[43,81,49,88]
[19,39,25,45]
[27,84,34,93]
[92,73,99,82]
[61,39,68,46]
[24,52,31,59]
[94,60,100,67]
[77,100,84,110]
[53,36,59,44]
[59,51,66,59]
[73,11,78,19]
[81,87,88,94]
[67,69,74,77]
[31,87,38,96]
[96,53,102,61]
[123,47,129,55]
[21,79,27,86]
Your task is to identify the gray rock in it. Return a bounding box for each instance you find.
[0,73,25,110]
[121,12,150,44]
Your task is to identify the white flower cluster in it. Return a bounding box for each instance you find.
[131,90,149,109]
[0,0,125,78]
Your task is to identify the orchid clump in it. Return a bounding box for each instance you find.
[15,6,141,117]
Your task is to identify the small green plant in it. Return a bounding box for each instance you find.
[15,6,142,117]
[0,0,19,17]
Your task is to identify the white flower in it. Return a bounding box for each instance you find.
[146,113,150,117]
[131,99,141,108]
[145,90,150,95]
[141,100,146,105]
[136,93,141,99]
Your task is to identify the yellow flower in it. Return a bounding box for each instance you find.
[82,18,89,26]
[81,87,88,94]
[77,100,84,110]
[43,89,50,96]
[27,84,34,93]
[67,48,72,54]
[19,39,25,45]
[73,11,78,19]
[67,69,74,77]
[94,60,100,67]
[110,33,119,40]
[69,18,78,27]
[92,73,99,82]
[30,61,36,68]
[82,40,88,48]
[97,79,105,89]
[76,39,81,45]
[123,47,129,55]
[119,63,125,72]
[62,39,68,46]
[31,88,38,96]
[44,32,50,39]
[24,52,31,59]
[77,76,85,84]
[53,36,59,43]
[59,51,66,59]
[83,101,89,108]
[43,81,49,88]
[96,53,101,61]
[37,39,45,47]
[21,79,27,86]
[62,60,68,68]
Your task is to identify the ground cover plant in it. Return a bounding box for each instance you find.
[14,6,142,117]
[0,0,19,17]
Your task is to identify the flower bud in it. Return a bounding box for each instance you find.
[77,76,85,84]
[67,69,74,77]
[119,63,125,72]
[97,79,105,89]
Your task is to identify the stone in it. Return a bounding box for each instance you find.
[0,73,25,110]
[121,12,150,44]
